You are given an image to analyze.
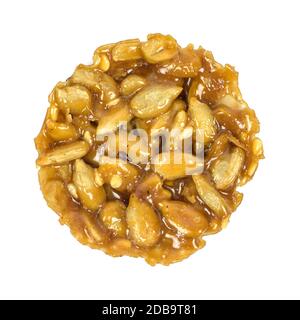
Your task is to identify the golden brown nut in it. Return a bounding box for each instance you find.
[36,141,90,166]
[126,194,161,247]
[73,159,106,211]
[97,157,140,193]
[130,84,182,119]
[112,39,142,62]
[120,75,146,96]
[100,201,127,237]
[55,84,92,115]
[153,151,203,180]
[160,200,208,237]
[141,34,178,64]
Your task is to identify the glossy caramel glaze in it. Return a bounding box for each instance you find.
[35,34,263,265]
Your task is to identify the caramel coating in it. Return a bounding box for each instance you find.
[35,34,263,265]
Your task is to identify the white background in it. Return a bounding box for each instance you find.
[0,0,299,300]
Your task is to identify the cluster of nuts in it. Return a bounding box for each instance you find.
[35,34,263,265]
